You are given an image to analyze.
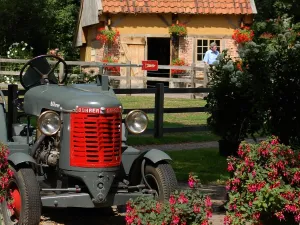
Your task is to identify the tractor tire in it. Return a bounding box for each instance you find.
[144,163,178,202]
[0,167,41,225]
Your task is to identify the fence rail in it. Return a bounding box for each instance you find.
[3,83,211,139]
[0,58,206,91]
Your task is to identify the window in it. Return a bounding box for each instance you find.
[196,39,221,61]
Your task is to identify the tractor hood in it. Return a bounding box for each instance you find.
[23,84,122,116]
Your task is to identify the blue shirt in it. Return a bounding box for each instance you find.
[203,50,219,65]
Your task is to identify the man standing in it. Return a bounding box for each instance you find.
[203,42,219,88]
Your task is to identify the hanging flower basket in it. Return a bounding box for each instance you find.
[232,26,254,44]
[171,58,187,76]
[96,28,120,44]
[169,23,187,37]
[102,55,120,73]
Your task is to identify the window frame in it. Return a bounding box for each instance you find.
[196,39,221,62]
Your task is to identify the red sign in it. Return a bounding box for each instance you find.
[142,60,158,71]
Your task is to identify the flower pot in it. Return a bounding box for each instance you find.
[218,139,241,157]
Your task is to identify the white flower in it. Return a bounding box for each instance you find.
[15,50,17,53]
[231,77,237,83]
[22,48,25,51]
[24,43,28,46]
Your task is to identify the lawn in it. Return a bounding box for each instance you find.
[118,96,208,128]
[166,148,230,184]
[119,96,220,145]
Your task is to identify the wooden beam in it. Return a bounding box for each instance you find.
[157,14,170,26]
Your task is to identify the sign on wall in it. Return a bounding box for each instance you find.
[141,60,158,71]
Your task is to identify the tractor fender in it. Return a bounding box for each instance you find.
[143,149,172,164]
[8,153,36,167]
[0,104,7,143]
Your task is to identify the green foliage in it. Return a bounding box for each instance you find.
[205,49,262,143]
[0,0,80,60]
[125,174,213,225]
[224,137,300,225]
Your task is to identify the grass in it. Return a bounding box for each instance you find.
[119,96,208,128]
[167,148,230,184]
[127,132,219,146]
[119,96,220,145]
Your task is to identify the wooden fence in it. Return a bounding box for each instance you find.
[2,84,211,139]
[0,58,206,91]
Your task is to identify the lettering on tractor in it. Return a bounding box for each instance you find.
[50,101,60,108]
[0,54,177,225]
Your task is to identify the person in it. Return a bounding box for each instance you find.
[202,42,219,89]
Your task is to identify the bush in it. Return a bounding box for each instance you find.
[125,173,213,225]
[224,136,300,225]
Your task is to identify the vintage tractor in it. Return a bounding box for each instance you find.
[0,55,178,225]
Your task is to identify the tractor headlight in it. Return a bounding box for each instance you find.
[37,111,61,136]
[125,110,148,134]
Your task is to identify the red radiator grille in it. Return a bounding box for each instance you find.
[70,112,122,168]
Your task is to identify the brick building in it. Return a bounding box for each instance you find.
[74,0,257,88]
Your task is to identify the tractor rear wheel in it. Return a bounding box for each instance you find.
[0,167,41,225]
[144,163,178,202]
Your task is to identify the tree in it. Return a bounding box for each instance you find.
[0,0,80,60]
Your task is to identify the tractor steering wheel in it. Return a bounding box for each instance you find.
[19,55,68,90]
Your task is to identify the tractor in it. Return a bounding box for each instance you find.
[0,55,178,225]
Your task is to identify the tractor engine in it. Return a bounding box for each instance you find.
[34,130,60,166]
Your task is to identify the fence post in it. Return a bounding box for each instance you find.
[7,84,18,141]
[190,63,196,99]
[154,83,164,138]
[59,62,64,83]
[126,61,131,96]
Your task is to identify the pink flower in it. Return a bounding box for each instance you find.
[188,180,195,188]
[169,195,176,205]
[227,163,234,172]
[275,211,285,221]
[171,215,180,225]
[178,193,188,204]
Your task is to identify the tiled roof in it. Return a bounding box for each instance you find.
[101,0,255,15]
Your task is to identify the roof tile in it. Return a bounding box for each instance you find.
[102,0,254,15]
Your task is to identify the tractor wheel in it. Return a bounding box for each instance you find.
[144,163,178,202]
[0,167,41,225]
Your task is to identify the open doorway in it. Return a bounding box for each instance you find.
[147,38,170,88]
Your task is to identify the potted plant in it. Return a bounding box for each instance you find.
[96,27,120,45]
[224,136,300,225]
[205,50,261,157]
[125,173,213,225]
[171,58,188,88]
[169,23,187,37]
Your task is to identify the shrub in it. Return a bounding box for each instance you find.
[224,136,300,225]
[125,173,213,225]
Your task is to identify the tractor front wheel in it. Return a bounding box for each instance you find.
[144,163,178,202]
[0,167,41,225]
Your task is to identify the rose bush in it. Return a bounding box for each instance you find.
[125,173,213,225]
[224,136,300,225]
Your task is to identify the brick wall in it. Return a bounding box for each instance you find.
[178,37,194,66]
[223,39,239,60]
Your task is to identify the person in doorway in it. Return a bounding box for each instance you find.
[202,42,219,88]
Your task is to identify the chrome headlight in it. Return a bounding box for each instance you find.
[37,111,61,136]
[125,110,148,134]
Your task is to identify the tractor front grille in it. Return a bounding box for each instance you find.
[70,111,122,168]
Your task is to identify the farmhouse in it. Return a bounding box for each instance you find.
[74,0,257,88]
